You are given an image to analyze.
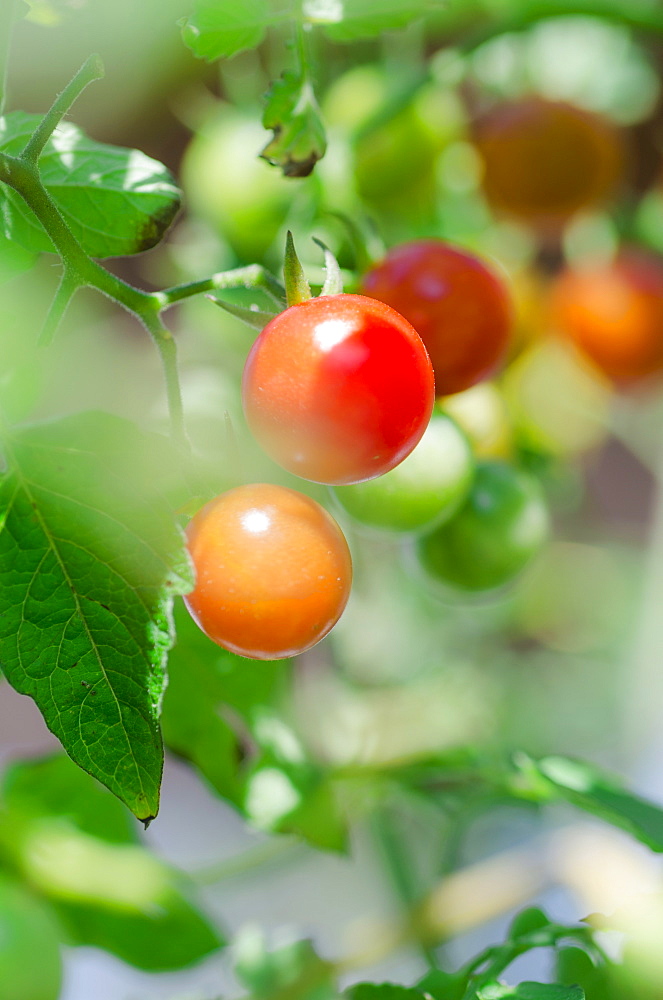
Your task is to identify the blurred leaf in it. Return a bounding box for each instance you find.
[163,601,288,803]
[319,0,443,41]
[180,0,281,60]
[507,907,554,942]
[261,70,326,177]
[0,112,181,257]
[477,985,584,1000]
[345,986,426,1000]
[556,947,615,1000]
[0,230,36,283]
[0,754,224,971]
[0,412,194,821]
[0,872,63,1000]
[510,754,663,852]
[2,755,136,844]
[235,933,337,1000]
[418,968,467,1000]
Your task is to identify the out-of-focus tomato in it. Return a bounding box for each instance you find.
[473,98,625,229]
[416,460,549,592]
[548,251,663,384]
[361,239,513,396]
[331,412,474,533]
[181,105,295,261]
[439,383,513,459]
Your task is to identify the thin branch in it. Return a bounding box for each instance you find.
[22,54,104,163]
[158,264,286,309]
[142,313,186,444]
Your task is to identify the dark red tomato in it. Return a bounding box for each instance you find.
[360,240,513,396]
[184,483,352,660]
[549,251,663,384]
[242,294,435,484]
[473,98,624,230]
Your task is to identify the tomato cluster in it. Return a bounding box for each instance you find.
[182,238,551,659]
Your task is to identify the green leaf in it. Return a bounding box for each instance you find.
[236,933,337,999]
[0,754,223,970]
[318,0,443,42]
[0,872,63,1000]
[418,969,467,1000]
[261,70,327,178]
[0,412,194,820]
[511,754,663,852]
[477,984,584,1000]
[507,908,553,942]
[180,0,284,61]
[0,112,181,257]
[346,987,426,1000]
[556,947,615,1000]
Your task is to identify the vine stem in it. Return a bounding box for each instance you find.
[38,271,79,347]
[22,54,104,163]
[158,264,285,308]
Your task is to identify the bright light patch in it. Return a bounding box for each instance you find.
[314,318,352,352]
[241,509,270,534]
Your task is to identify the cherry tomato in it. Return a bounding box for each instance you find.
[416,461,549,592]
[360,239,512,396]
[242,294,435,485]
[183,483,352,659]
[473,98,624,229]
[0,874,62,1000]
[331,412,474,534]
[549,251,663,384]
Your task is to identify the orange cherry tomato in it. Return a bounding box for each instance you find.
[549,251,663,384]
[183,484,352,660]
[473,98,624,229]
[360,239,512,396]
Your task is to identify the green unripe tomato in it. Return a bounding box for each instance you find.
[181,105,294,261]
[416,460,549,592]
[331,412,474,533]
[0,874,62,1000]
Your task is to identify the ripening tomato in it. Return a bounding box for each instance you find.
[548,251,663,384]
[360,239,512,396]
[183,484,352,659]
[331,412,474,533]
[473,98,624,229]
[242,294,435,484]
[416,461,549,592]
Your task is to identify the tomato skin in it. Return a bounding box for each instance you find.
[242,294,435,485]
[183,484,352,660]
[331,412,474,534]
[360,240,512,397]
[549,252,663,384]
[416,461,549,592]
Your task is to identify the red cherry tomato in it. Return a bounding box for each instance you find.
[549,251,663,384]
[241,294,435,485]
[183,483,352,660]
[360,240,512,397]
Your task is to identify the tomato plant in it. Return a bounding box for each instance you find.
[416,461,549,592]
[4,2,663,999]
[331,411,474,533]
[549,251,663,384]
[183,483,352,659]
[242,293,435,484]
[360,239,513,396]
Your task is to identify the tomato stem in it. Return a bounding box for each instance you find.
[22,55,105,164]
